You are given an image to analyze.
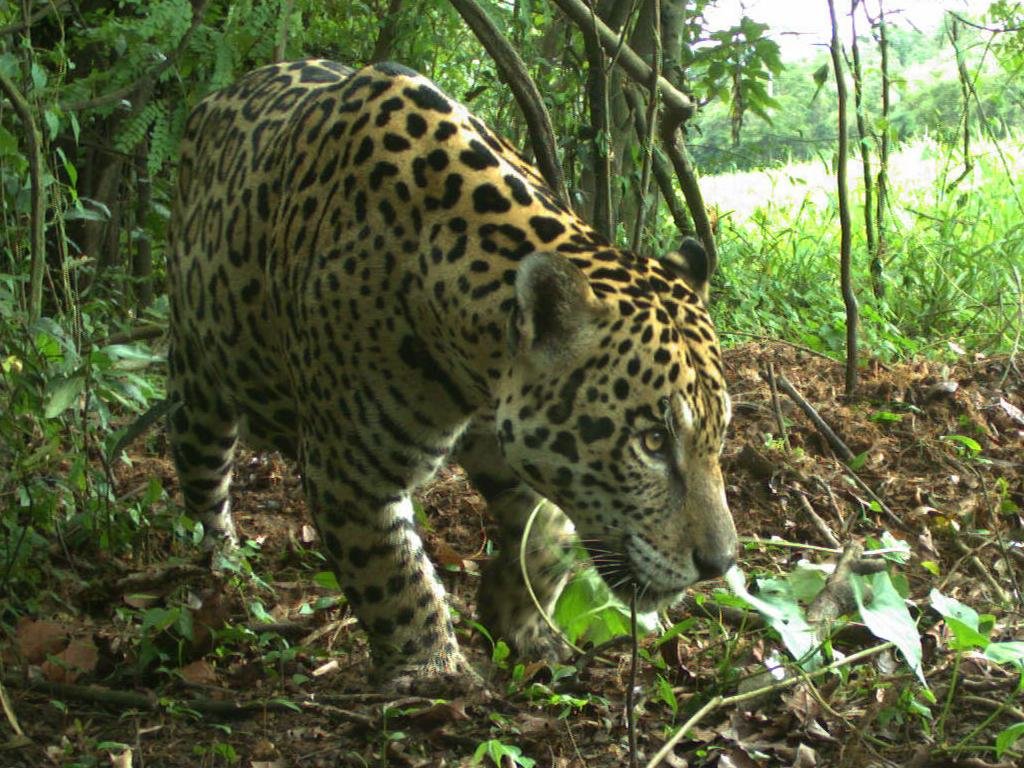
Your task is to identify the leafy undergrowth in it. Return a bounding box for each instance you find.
[2,343,1022,768]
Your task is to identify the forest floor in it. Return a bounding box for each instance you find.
[3,342,1023,768]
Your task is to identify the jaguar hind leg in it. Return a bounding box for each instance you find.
[167,340,240,545]
[455,427,576,661]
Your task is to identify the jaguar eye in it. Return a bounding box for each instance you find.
[640,428,669,457]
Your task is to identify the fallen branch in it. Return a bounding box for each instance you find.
[771,372,854,461]
[838,462,907,532]
[2,674,376,723]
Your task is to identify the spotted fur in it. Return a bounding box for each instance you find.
[166,59,737,689]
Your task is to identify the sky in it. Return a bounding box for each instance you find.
[702,0,993,60]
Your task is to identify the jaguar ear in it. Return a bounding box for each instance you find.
[663,237,712,304]
[510,253,604,360]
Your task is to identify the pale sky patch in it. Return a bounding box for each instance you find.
[702,0,992,60]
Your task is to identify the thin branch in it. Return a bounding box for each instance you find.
[549,0,692,120]
[766,362,790,449]
[2,674,375,723]
[849,0,880,298]
[659,128,718,278]
[947,11,1024,34]
[827,0,858,397]
[448,0,569,204]
[627,592,639,768]
[872,0,892,301]
[796,489,841,548]
[623,87,691,235]
[0,71,45,321]
[630,0,661,252]
[583,3,612,238]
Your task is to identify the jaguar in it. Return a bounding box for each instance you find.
[166,58,737,690]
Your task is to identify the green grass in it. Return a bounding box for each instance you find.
[696,135,1024,359]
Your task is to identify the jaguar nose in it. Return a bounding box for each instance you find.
[693,549,736,581]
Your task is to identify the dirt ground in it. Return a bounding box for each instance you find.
[3,342,1022,767]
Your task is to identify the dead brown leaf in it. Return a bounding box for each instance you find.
[41,637,98,683]
[179,659,218,685]
[14,617,72,663]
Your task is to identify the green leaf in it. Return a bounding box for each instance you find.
[45,376,85,418]
[249,601,273,623]
[0,53,18,78]
[30,61,47,90]
[312,571,340,591]
[786,563,830,603]
[554,570,644,646]
[996,722,1024,759]
[928,589,989,652]
[728,570,821,668]
[655,674,678,716]
[848,451,868,471]
[870,410,903,423]
[43,110,60,141]
[853,572,924,684]
[985,641,1024,668]
[941,434,982,455]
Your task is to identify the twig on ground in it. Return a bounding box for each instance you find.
[772,373,854,461]
[951,538,1012,604]
[766,363,790,450]
[678,594,764,630]
[837,462,908,531]
[817,478,850,535]
[0,677,25,738]
[795,487,841,548]
[644,642,895,768]
[763,373,908,530]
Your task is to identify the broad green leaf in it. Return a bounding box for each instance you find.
[853,572,924,684]
[45,376,85,418]
[729,569,821,668]
[929,589,981,630]
[787,563,830,603]
[985,641,1024,668]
